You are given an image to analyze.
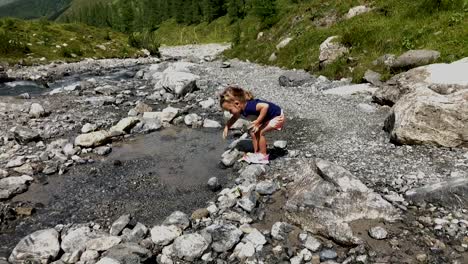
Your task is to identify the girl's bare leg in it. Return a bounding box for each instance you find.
[259,125,275,155]
[249,130,259,153]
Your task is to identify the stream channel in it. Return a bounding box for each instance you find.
[0,67,231,256]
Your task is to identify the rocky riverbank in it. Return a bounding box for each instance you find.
[1,44,467,263]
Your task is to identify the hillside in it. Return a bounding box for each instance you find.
[0,0,72,19]
[0,17,149,65]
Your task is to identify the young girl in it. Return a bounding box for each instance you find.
[220,86,285,164]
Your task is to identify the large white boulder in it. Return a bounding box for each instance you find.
[75,130,111,148]
[156,71,199,97]
[319,36,348,67]
[0,175,33,200]
[9,229,60,264]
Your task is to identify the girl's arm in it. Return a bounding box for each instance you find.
[253,103,269,125]
[226,113,240,128]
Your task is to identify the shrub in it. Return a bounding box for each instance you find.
[0,30,30,56]
[128,30,160,56]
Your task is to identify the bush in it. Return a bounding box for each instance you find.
[0,30,30,56]
[420,0,467,13]
[60,43,83,58]
[128,30,160,56]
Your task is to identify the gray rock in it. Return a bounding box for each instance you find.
[368,226,388,240]
[9,229,59,263]
[304,235,322,252]
[363,69,382,86]
[345,5,372,19]
[143,106,180,123]
[173,233,211,261]
[232,242,255,260]
[199,98,215,109]
[278,71,314,87]
[243,228,266,248]
[86,236,122,251]
[276,37,293,50]
[81,123,98,133]
[239,164,267,184]
[203,119,222,128]
[206,224,242,252]
[75,131,111,148]
[319,36,349,67]
[110,214,131,236]
[6,156,26,168]
[29,103,46,118]
[13,126,41,144]
[95,257,119,264]
[207,177,221,191]
[184,113,201,127]
[155,71,199,98]
[63,143,78,157]
[384,87,467,147]
[237,196,256,212]
[285,159,399,245]
[320,249,337,261]
[150,225,182,246]
[271,222,293,241]
[60,250,81,264]
[392,49,440,69]
[0,175,34,200]
[256,180,277,195]
[323,83,377,96]
[83,96,116,106]
[0,169,8,178]
[94,146,112,156]
[273,140,287,149]
[405,176,468,207]
[13,163,35,175]
[221,149,242,167]
[104,242,152,263]
[163,211,190,230]
[124,223,148,243]
[61,225,97,253]
[110,117,140,135]
[80,250,99,263]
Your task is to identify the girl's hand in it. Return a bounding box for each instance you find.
[223,126,229,139]
[250,120,261,133]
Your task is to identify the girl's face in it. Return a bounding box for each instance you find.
[222,101,243,115]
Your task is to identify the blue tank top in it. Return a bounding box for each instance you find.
[242,99,282,121]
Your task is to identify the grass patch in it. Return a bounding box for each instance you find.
[0,17,146,65]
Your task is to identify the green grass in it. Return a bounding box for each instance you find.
[155,0,468,82]
[0,17,145,65]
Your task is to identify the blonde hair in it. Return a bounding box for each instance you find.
[219,85,254,106]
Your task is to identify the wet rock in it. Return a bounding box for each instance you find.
[199,98,215,109]
[75,131,111,148]
[110,117,140,135]
[273,140,287,149]
[94,146,112,156]
[163,211,190,230]
[271,222,293,241]
[143,106,180,123]
[221,149,241,167]
[29,103,46,118]
[279,71,314,87]
[320,249,337,261]
[369,226,388,240]
[319,36,349,67]
[285,159,399,245]
[206,224,242,252]
[0,175,34,200]
[173,233,211,261]
[384,87,467,147]
[110,214,131,236]
[256,180,277,195]
[86,236,122,251]
[150,225,182,246]
[9,228,60,264]
[13,126,41,144]
[391,49,440,69]
[405,176,468,207]
[81,123,98,133]
[345,5,372,19]
[207,177,221,191]
[203,119,222,128]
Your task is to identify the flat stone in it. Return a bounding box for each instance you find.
[75,131,111,148]
[86,236,122,251]
[81,123,98,133]
[13,126,40,144]
[109,117,140,135]
[221,149,242,167]
[368,226,388,240]
[273,140,287,149]
[392,49,440,69]
[199,98,215,109]
[320,249,338,261]
[203,119,222,128]
[243,228,266,248]
[6,156,26,168]
[0,175,34,200]
[206,224,242,252]
[9,228,60,264]
[256,180,277,195]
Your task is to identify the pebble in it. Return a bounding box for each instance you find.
[369,226,388,240]
[319,249,338,261]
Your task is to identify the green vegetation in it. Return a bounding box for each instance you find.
[0,0,72,19]
[153,0,468,81]
[0,17,146,65]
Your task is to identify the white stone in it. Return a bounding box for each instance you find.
[345,6,372,19]
[203,119,222,128]
[29,103,46,118]
[75,131,111,148]
[81,123,98,133]
[199,98,215,109]
[319,36,349,66]
[150,225,182,246]
[86,236,121,251]
[173,233,211,261]
[276,37,293,50]
[9,229,60,263]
